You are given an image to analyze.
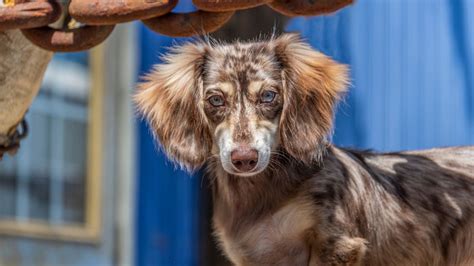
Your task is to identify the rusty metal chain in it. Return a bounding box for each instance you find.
[0,119,28,160]
[0,0,352,156]
[0,0,353,51]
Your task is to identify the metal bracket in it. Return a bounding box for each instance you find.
[0,119,28,159]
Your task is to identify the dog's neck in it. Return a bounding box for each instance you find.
[209,149,322,227]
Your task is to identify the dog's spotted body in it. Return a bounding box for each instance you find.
[135,34,474,265]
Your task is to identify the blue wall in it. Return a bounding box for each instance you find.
[135,3,201,264]
[288,0,474,150]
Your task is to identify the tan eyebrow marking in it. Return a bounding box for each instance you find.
[219,82,234,96]
[206,82,234,97]
[248,81,263,96]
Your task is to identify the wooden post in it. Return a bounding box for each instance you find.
[0,30,52,154]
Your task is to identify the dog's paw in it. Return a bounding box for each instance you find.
[334,236,367,265]
[320,236,368,266]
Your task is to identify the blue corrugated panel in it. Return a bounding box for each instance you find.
[288,0,474,150]
[135,2,201,266]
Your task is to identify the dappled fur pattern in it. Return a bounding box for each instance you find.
[134,43,212,171]
[274,36,348,163]
[135,34,474,265]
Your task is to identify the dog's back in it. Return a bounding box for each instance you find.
[337,145,474,265]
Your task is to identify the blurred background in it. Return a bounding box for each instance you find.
[0,0,473,265]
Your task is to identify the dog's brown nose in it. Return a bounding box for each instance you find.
[231,147,258,172]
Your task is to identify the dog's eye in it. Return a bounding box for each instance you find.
[208,95,225,107]
[260,91,276,103]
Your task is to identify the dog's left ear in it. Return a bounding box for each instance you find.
[134,42,211,172]
[273,34,349,163]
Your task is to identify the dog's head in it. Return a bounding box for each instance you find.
[135,34,348,176]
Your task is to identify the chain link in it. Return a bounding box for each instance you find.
[268,0,354,16]
[0,0,353,51]
[0,0,61,30]
[192,0,272,12]
[69,0,178,25]
[142,9,234,37]
[21,23,115,51]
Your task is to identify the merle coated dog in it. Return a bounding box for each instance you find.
[135,34,474,265]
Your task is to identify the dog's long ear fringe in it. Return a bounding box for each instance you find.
[273,33,349,163]
[134,41,211,172]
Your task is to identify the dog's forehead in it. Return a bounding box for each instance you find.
[205,42,278,85]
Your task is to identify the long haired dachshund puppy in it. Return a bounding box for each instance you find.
[135,34,474,265]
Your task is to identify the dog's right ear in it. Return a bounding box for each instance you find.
[134,42,211,172]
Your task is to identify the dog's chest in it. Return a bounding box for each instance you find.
[215,199,315,265]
